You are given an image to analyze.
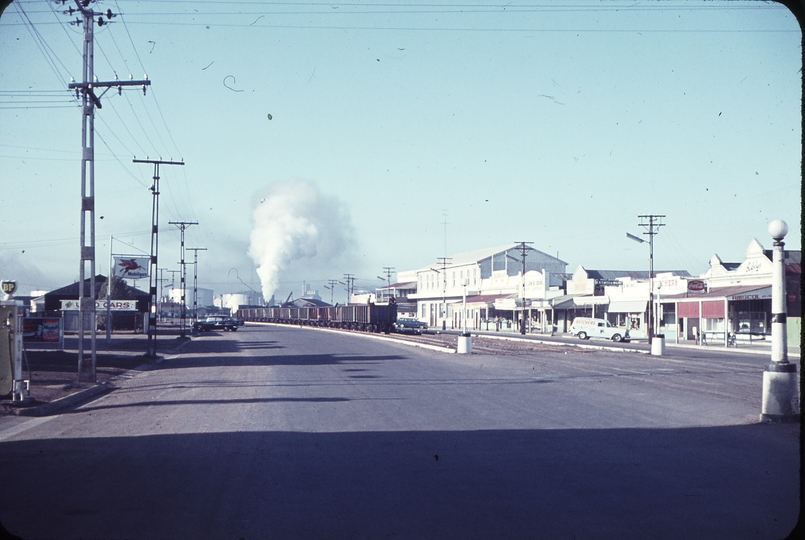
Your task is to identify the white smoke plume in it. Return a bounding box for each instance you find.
[248,179,357,304]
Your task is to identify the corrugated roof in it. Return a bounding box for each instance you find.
[584,269,692,280]
[414,244,568,270]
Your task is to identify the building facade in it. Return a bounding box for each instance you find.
[408,245,568,331]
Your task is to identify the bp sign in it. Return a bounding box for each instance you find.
[1,280,17,296]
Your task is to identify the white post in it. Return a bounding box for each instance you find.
[457,279,471,354]
[106,235,113,344]
[461,280,467,335]
[651,281,665,355]
[656,282,662,335]
[761,219,799,422]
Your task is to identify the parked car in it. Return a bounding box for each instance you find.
[193,316,239,332]
[394,317,428,335]
[569,317,629,342]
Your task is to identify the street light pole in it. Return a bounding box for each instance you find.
[436,257,451,331]
[629,215,665,346]
[760,219,799,422]
[515,242,533,335]
[457,278,472,354]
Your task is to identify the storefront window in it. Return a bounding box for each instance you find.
[737,311,767,334]
[705,318,724,332]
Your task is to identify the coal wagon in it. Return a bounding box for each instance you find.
[237,303,396,334]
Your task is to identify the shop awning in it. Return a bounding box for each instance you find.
[551,295,609,310]
[608,300,647,313]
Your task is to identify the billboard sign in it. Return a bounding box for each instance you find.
[113,257,149,279]
[61,300,138,311]
[23,318,62,344]
[687,280,707,293]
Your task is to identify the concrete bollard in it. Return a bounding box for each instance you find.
[761,363,800,421]
[457,334,472,354]
[651,335,665,356]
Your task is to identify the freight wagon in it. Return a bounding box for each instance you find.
[237,304,397,334]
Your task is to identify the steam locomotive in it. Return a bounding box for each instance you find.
[236,303,397,334]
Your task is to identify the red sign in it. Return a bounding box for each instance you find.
[687,280,706,293]
[22,318,61,342]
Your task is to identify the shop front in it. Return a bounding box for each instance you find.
[670,285,771,346]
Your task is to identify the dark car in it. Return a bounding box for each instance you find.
[394,317,428,335]
[193,316,239,332]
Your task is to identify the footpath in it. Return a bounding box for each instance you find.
[0,332,190,417]
[464,327,801,358]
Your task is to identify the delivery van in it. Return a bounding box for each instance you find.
[569,317,630,342]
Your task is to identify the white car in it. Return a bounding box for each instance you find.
[569,317,629,342]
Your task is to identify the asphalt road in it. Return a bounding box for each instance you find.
[0,324,799,539]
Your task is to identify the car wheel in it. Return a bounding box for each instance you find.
[578,331,587,340]
[231,327,237,331]
[612,334,622,342]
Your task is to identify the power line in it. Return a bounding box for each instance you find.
[12,1,74,86]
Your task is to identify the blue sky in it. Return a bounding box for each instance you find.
[0,0,801,300]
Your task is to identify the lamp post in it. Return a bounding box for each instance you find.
[760,219,799,422]
[457,279,472,354]
[655,281,662,335]
[435,257,451,331]
[628,215,665,346]
[626,232,652,343]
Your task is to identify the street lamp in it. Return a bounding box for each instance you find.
[656,281,662,335]
[760,219,799,421]
[376,276,388,303]
[626,232,652,344]
[457,278,472,354]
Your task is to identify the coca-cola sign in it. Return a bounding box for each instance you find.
[687,280,706,293]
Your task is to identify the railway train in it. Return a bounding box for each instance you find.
[236,303,397,334]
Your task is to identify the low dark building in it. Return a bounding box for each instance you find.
[43,275,150,332]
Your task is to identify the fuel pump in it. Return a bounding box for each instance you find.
[1,280,27,401]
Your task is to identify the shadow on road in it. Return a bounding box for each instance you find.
[149,352,408,370]
[0,423,799,539]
